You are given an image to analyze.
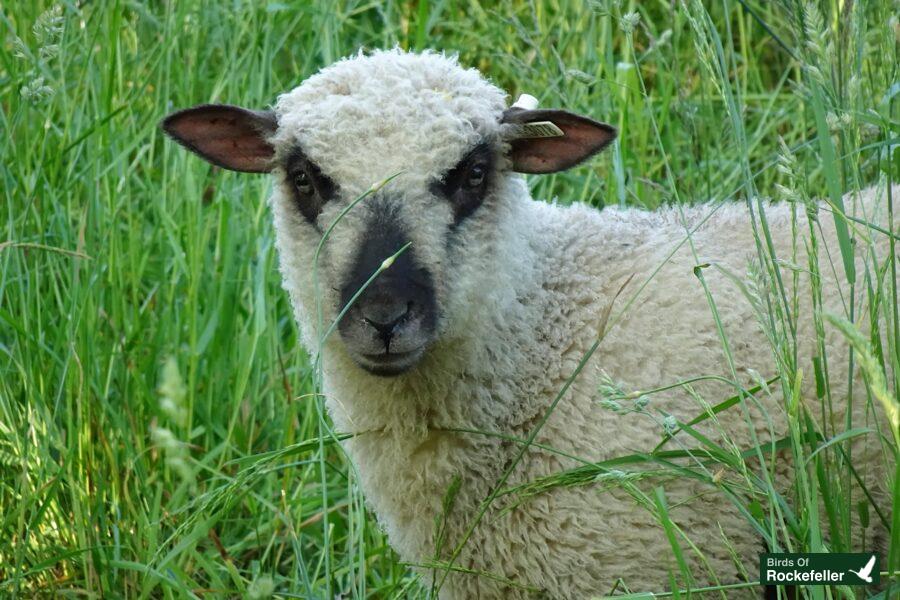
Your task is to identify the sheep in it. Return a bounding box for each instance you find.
[162,49,894,598]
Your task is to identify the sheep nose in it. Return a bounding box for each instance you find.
[363,301,412,336]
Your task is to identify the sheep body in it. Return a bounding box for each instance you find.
[165,48,894,598]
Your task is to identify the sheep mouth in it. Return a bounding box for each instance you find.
[338,305,436,376]
[356,346,427,376]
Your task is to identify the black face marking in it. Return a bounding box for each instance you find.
[338,202,437,376]
[430,142,494,224]
[284,148,337,223]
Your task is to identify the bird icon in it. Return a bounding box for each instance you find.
[848,555,876,583]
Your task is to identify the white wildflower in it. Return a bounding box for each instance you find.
[860,122,880,141]
[150,426,178,450]
[802,1,826,57]
[775,163,793,177]
[648,29,672,52]
[777,137,796,165]
[803,64,824,84]
[825,111,850,134]
[566,69,595,84]
[774,183,796,202]
[158,356,188,426]
[165,456,193,481]
[39,44,59,60]
[595,469,627,482]
[600,398,624,412]
[848,74,861,106]
[247,574,276,599]
[663,415,678,435]
[11,36,29,59]
[587,0,607,14]
[598,372,626,401]
[620,12,640,35]
[20,77,53,104]
[33,6,64,47]
[153,358,194,483]
[151,425,194,483]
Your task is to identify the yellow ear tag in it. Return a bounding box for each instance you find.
[514,121,565,139]
[508,94,564,138]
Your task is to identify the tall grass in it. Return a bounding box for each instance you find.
[1,0,897,597]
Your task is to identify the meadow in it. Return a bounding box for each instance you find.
[1,0,898,597]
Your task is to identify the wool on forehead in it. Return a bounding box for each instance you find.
[272,49,508,189]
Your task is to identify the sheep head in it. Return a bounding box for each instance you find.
[162,50,616,377]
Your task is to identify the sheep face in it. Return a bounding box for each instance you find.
[161,50,616,376]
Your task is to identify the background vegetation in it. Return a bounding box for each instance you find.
[1,0,897,597]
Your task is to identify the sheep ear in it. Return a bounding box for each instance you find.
[502,108,617,174]
[161,104,277,173]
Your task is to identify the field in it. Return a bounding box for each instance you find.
[1,0,898,597]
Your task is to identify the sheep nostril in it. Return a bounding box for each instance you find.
[363,317,398,335]
[363,301,413,336]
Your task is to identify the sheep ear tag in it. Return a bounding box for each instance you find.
[161,104,277,173]
[502,107,617,174]
[513,121,565,139]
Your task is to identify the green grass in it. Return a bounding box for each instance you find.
[1,0,898,597]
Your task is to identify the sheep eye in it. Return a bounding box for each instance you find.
[466,165,486,188]
[293,171,314,195]
[430,142,493,223]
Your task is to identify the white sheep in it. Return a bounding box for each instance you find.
[162,49,894,598]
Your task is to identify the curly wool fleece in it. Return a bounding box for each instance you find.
[265,50,893,598]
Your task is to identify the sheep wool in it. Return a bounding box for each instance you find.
[172,49,896,598]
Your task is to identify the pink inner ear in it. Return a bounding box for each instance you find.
[503,109,617,174]
[163,105,277,173]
